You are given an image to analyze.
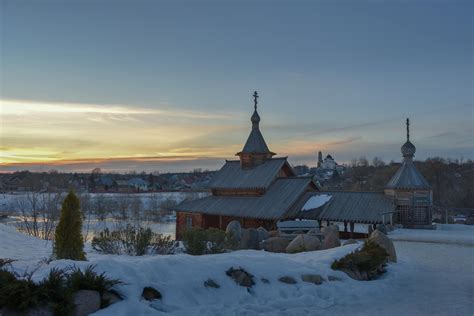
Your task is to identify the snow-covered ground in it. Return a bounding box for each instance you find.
[0,224,473,315]
[390,224,474,245]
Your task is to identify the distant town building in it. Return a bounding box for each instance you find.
[317,151,323,168]
[321,154,336,171]
[128,177,149,192]
[313,151,345,185]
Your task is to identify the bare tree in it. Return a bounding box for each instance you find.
[78,193,93,242]
[93,194,109,221]
[130,195,143,225]
[117,194,132,220]
[372,156,386,168]
[15,192,62,240]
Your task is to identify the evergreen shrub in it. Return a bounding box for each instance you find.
[54,191,86,260]
[331,241,389,280]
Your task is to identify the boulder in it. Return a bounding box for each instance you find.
[321,225,341,249]
[102,290,122,307]
[292,230,305,235]
[257,227,269,242]
[204,279,220,288]
[72,290,101,316]
[327,275,342,281]
[322,225,339,237]
[226,267,254,288]
[278,276,297,284]
[226,221,242,249]
[259,237,290,253]
[260,278,270,284]
[268,230,280,238]
[307,228,321,235]
[239,228,260,249]
[368,225,374,235]
[1,307,53,316]
[343,239,358,246]
[286,234,321,253]
[141,287,162,301]
[28,308,53,316]
[301,274,325,285]
[369,230,397,262]
[375,224,387,235]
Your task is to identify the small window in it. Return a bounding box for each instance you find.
[185,216,193,228]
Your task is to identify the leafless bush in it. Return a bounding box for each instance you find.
[0,258,16,269]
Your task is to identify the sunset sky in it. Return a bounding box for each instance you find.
[1,1,473,173]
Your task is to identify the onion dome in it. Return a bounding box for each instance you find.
[251,109,261,127]
[401,118,416,158]
[401,140,416,158]
[386,118,430,189]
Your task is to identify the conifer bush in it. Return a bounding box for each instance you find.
[67,265,122,296]
[0,265,121,313]
[54,191,86,260]
[331,241,389,280]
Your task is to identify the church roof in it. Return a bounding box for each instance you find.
[240,126,273,154]
[209,157,291,189]
[174,177,314,219]
[287,191,395,224]
[385,159,430,189]
[236,91,275,156]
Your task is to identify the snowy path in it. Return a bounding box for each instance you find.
[390,224,474,246]
[328,240,474,316]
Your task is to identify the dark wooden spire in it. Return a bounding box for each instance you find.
[236,91,275,168]
[406,118,410,141]
[253,91,258,111]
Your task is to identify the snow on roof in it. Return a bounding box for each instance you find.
[301,194,332,211]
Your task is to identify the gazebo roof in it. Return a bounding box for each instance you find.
[386,159,430,189]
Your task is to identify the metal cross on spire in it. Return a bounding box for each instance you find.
[406,118,410,141]
[253,91,258,110]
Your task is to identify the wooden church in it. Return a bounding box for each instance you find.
[173,93,433,238]
[174,92,318,238]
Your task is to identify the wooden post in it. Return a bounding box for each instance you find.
[350,222,355,239]
[326,220,330,227]
[219,216,223,230]
[318,220,322,229]
[344,221,348,232]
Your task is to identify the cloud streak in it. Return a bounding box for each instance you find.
[0,99,233,120]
